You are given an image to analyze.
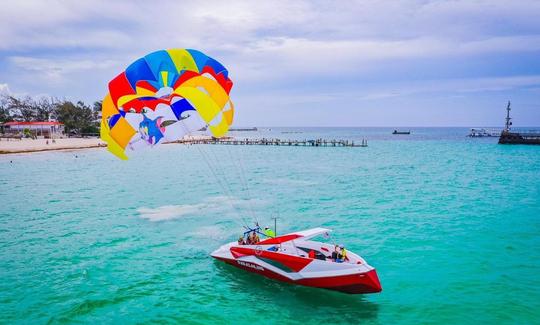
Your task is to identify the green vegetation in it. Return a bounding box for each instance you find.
[0,94,101,135]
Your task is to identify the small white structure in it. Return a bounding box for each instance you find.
[468,128,501,137]
[1,121,64,138]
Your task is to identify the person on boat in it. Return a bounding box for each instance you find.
[331,245,340,261]
[246,231,258,244]
[238,236,245,245]
[263,226,276,238]
[252,231,260,244]
[308,250,316,259]
[338,244,348,262]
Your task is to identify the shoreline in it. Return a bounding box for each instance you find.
[0,138,107,155]
[0,144,107,155]
[0,135,215,156]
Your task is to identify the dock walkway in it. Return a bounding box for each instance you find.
[174,138,368,147]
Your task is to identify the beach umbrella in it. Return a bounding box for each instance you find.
[100,49,234,159]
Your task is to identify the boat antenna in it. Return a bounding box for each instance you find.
[271,216,278,237]
[505,100,512,131]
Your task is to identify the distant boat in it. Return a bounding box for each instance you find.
[468,128,501,137]
[392,130,410,135]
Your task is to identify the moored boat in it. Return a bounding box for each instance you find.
[468,128,501,137]
[211,228,382,294]
[392,130,410,135]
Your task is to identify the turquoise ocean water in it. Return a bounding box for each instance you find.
[1,127,539,324]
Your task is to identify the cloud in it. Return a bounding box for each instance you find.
[236,75,540,109]
[1,0,539,125]
[2,1,539,55]
[0,83,10,94]
[8,56,120,81]
[354,75,540,100]
[229,35,540,82]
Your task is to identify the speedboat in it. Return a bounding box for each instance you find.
[392,130,411,135]
[211,228,382,294]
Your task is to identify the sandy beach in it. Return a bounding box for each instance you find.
[0,138,106,154]
[0,135,219,155]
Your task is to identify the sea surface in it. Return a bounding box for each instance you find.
[1,127,539,324]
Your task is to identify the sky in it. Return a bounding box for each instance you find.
[1,0,539,127]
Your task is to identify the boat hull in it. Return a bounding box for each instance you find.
[213,255,382,294]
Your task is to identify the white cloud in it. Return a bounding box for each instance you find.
[8,56,120,81]
[0,83,10,94]
[1,0,539,125]
[2,1,539,56]
[237,75,540,106]
[228,35,540,82]
[354,75,540,100]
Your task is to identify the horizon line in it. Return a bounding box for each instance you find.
[230,125,540,128]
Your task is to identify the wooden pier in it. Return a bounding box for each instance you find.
[173,138,368,147]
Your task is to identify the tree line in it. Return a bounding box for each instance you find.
[0,94,102,135]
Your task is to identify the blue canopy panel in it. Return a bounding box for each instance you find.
[171,98,195,120]
[204,57,228,79]
[108,113,122,129]
[125,58,156,90]
[144,50,177,83]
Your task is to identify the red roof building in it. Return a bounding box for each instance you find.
[2,121,64,126]
[1,121,65,137]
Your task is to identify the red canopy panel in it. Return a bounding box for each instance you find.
[258,234,303,245]
[230,246,312,272]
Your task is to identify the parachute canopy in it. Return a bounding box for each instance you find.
[101,49,234,159]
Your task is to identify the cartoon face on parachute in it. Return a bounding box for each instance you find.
[100,49,234,159]
[138,114,165,145]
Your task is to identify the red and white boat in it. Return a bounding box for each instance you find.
[211,228,382,294]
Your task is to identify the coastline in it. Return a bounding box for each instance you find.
[0,138,106,155]
[0,135,216,155]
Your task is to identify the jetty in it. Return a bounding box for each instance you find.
[498,101,540,145]
[230,127,258,131]
[199,126,258,132]
[173,138,368,147]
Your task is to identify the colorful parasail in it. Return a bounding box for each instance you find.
[100,49,234,159]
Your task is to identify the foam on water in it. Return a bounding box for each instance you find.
[138,205,205,221]
[137,196,263,222]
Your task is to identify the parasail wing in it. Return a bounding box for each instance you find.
[100,48,234,159]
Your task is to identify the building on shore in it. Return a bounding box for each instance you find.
[1,121,65,138]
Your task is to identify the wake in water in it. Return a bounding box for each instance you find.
[137,196,264,222]
[188,225,229,241]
